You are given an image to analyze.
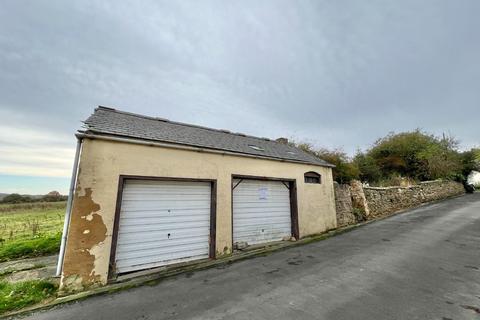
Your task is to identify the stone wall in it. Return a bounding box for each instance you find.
[334,181,370,227]
[333,182,355,227]
[363,180,465,217]
[335,180,465,225]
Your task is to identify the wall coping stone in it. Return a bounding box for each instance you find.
[364,179,450,191]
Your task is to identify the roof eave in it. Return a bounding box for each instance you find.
[77,130,334,168]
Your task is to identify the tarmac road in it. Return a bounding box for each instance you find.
[18,193,480,320]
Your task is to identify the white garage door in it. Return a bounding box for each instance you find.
[233,179,292,246]
[115,179,211,274]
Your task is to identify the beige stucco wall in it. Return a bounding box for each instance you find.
[61,138,336,291]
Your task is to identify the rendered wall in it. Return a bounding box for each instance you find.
[60,138,336,291]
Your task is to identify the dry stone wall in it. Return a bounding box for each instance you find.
[334,181,370,227]
[333,182,355,227]
[335,180,465,226]
[363,180,465,217]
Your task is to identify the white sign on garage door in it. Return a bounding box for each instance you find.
[233,179,292,246]
[114,179,211,274]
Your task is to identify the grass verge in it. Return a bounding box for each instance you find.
[0,233,61,262]
[0,280,57,314]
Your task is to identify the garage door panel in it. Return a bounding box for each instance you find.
[233,179,292,246]
[117,234,209,251]
[117,208,210,220]
[115,179,211,274]
[123,185,209,191]
[232,219,291,232]
[234,194,289,200]
[232,208,290,217]
[117,246,208,263]
[119,216,210,228]
[234,215,291,223]
[234,230,290,245]
[122,194,210,201]
[117,249,209,273]
[118,222,210,234]
[117,230,209,245]
[116,242,209,260]
[121,200,210,210]
[117,208,210,217]
[233,203,290,209]
[234,227,291,238]
[234,223,291,232]
[120,205,210,211]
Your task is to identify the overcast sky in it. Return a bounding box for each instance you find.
[1,1,479,194]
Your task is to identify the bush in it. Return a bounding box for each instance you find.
[291,131,475,185]
[294,143,359,183]
[353,152,382,183]
[316,149,359,184]
[1,194,32,204]
[461,149,480,177]
[0,233,61,262]
[0,280,57,314]
[359,130,467,182]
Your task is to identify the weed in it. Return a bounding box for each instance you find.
[352,208,367,222]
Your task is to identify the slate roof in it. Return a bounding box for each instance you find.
[81,106,333,167]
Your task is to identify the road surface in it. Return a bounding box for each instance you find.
[18,193,480,320]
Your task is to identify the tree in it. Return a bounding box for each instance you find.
[290,131,473,186]
[365,130,464,181]
[293,142,359,183]
[1,193,32,204]
[461,148,480,177]
[417,135,463,180]
[41,191,67,202]
[353,152,382,183]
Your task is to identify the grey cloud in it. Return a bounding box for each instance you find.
[0,0,478,177]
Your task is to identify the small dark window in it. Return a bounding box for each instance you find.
[304,171,321,184]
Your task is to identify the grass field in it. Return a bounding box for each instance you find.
[0,203,65,314]
[0,202,65,262]
[0,202,65,244]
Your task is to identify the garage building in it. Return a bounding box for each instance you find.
[59,106,336,291]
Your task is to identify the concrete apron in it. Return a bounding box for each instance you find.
[4,193,466,319]
[0,255,58,284]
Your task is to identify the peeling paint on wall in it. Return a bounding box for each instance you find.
[61,187,107,292]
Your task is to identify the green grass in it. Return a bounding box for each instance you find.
[0,202,65,261]
[0,202,65,243]
[0,233,62,262]
[0,280,57,314]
